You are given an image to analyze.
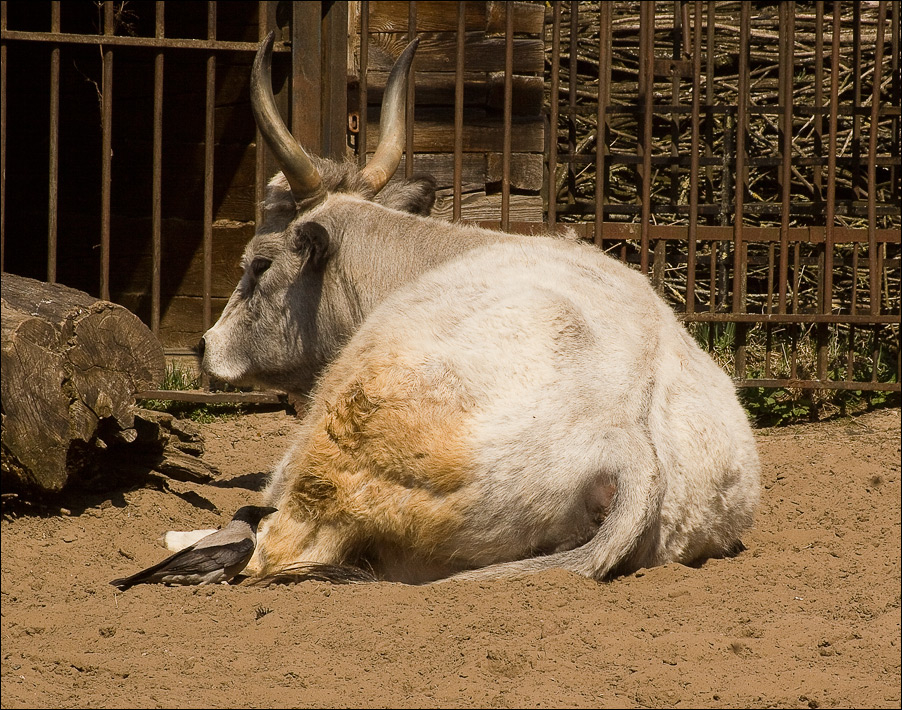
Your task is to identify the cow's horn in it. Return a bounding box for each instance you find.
[251,31,324,204]
[360,38,419,194]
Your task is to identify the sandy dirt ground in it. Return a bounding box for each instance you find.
[2,406,899,709]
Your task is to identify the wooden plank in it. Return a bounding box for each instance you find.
[110,220,249,302]
[486,153,544,190]
[354,72,543,115]
[365,1,545,34]
[365,33,544,73]
[152,295,231,350]
[431,191,543,222]
[366,111,544,152]
[379,153,487,191]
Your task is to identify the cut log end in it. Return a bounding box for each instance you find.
[1,273,173,494]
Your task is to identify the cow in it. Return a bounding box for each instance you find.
[189,32,761,585]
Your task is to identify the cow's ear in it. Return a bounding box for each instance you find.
[375,175,436,216]
[291,221,331,268]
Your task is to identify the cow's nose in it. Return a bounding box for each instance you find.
[194,337,206,359]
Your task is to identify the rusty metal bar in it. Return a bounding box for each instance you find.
[151,2,164,336]
[516,221,900,245]
[47,1,60,283]
[405,2,416,179]
[0,29,268,52]
[813,2,824,200]
[706,1,717,317]
[852,2,863,201]
[255,2,275,227]
[777,2,794,314]
[501,2,513,231]
[358,1,369,170]
[639,1,654,275]
[669,5,682,210]
[736,379,900,393]
[0,2,6,271]
[568,1,578,205]
[820,0,843,380]
[100,2,114,301]
[547,2,561,226]
[704,1,715,213]
[594,1,611,247]
[202,2,216,333]
[867,1,888,316]
[893,0,901,211]
[731,2,749,314]
[731,2,751,379]
[453,1,464,221]
[686,1,702,313]
[676,313,900,325]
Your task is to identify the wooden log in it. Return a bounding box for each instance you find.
[1,273,166,492]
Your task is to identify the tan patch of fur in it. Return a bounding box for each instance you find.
[266,355,478,572]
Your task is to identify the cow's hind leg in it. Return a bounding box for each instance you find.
[446,427,664,582]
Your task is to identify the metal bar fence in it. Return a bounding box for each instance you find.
[1,0,898,404]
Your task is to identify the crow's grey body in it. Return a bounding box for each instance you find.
[110,506,276,590]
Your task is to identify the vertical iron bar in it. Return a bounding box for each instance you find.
[777,2,794,314]
[852,0,864,202]
[847,246,860,381]
[892,0,900,210]
[732,2,750,379]
[669,5,680,210]
[453,1,465,221]
[639,1,654,275]
[100,1,114,301]
[568,1,578,205]
[594,1,611,247]
[813,2,824,200]
[765,244,774,378]
[815,0,826,380]
[359,1,369,169]
[501,2,513,231]
[0,2,6,271]
[203,2,216,333]
[731,2,749,314]
[548,2,561,226]
[687,1,701,313]
[822,1,842,381]
[406,2,416,178]
[705,1,716,312]
[825,2,840,313]
[255,2,276,227]
[48,1,60,283]
[867,1,887,316]
[151,2,164,336]
[704,1,715,212]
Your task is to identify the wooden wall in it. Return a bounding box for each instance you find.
[348,1,547,222]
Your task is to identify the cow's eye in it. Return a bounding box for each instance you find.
[250,258,272,278]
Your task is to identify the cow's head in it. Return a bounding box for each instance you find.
[200,32,432,395]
